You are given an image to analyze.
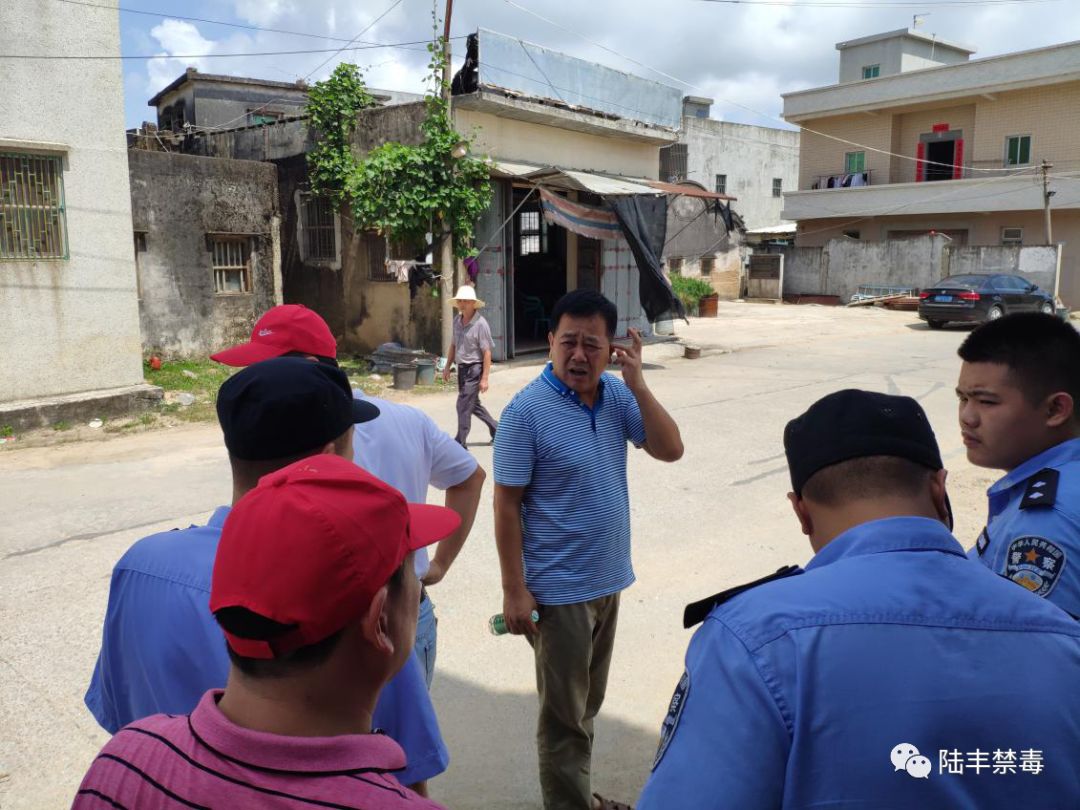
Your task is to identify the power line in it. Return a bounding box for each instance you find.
[193,0,406,134]
[52,0,372,43]
[499,0,1047,178]
[694,0,1058,5]
[0,38,454,60]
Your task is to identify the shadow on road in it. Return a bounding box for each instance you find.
[430,673,660,810]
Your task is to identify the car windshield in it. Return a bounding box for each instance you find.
[936,275,988,287]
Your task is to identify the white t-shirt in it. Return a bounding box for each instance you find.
[352,392,478,577]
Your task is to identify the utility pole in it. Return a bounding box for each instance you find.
[1041,159,1055,246]
[438,0,456,358]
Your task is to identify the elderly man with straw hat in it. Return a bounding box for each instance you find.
[443,285,499,447]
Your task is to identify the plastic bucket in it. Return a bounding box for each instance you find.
[415,359,436,386]
[392,363,417,390]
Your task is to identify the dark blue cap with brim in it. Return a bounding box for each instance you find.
[784,389,943,496]
[216,357,378,461]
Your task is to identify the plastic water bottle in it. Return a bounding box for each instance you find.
[489,610,540,635]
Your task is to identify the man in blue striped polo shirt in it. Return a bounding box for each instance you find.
[494,289,684,810]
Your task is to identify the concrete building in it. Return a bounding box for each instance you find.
[657,96,799,299]
[782,28,1080,305]
[662,96,799,231]
[146,68,422,133]
[129,150,281,357]
[0,0,154,428]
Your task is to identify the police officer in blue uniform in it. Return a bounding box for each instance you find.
[957,312,1080,618]
[639,389,1080,809]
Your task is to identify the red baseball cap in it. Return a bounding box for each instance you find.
[210,454,460,659]
[211,305,337,366]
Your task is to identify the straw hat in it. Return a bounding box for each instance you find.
[450,286,485,308]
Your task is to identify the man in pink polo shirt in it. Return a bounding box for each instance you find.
[72,454,461,809]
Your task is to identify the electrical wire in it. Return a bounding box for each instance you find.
[0,39,449,60]
[183,0,407,134]
[52,0,385,44]
[499,0,1056,178]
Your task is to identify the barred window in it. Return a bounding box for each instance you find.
[0,153,68,260]
[211,236,252,294]
[519,210,546,256]
[300,194,337,262]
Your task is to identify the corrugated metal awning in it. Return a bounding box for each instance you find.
[645,180,736,201]
[487,161,660,195]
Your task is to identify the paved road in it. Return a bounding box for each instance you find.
[0,304,998,809]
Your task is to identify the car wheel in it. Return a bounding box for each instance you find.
[1040,301,1055,315]
[927,320,945,330]
[987,305,1004,321]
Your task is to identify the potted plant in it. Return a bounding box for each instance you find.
[671,275,718,318]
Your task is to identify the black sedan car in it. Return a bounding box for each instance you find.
[918,273,1055,329]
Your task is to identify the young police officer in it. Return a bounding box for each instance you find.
[640,389,1080,809]
[957,312,1080,617]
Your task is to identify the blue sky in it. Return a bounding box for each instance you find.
[117,0,1080,130]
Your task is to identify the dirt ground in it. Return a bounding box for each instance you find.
[0,303,998,809]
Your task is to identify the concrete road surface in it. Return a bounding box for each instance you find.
[0,303,998,809]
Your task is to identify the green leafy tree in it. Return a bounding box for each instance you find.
[346,37,492,257]
[305,63,376,204]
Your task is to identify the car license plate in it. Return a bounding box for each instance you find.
[934,295,953,302]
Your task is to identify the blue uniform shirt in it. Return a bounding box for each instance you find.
[640,517,1080,809]
[84,509,448,785]
[494,363,646,605]
[970,437,1080,618]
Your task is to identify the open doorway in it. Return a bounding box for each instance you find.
[512,191,566,353]
[925,140,956,182]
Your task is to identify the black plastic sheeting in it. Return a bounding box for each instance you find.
[606,195,687,323]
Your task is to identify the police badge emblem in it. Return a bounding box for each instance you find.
[1005,536,1066,597]
[652,669,689,770]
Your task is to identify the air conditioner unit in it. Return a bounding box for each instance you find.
[1001,227,1023,245]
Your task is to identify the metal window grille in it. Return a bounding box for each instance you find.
[211,237,252,294]
[660,144,688,182]
[519,211,546,255]
[302,195,337,261]
[0,153,68,260]
[715,174,727,195]
[701,257,715,274]
[772,178,783,198]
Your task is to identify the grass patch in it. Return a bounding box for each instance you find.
[143,358,235,424]
[0,425,12,438]
[53,420,73,432]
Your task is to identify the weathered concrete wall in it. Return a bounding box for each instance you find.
[192,118,313,161]
[947,244,1060,296]
[353,103,427,155]
[779,247,826,295]
[129,150,279,357]
[455,107,661,178]
[824,235,946,301]
[0,0,145,403]
[680,118,799,230]
[779,237,1059,302]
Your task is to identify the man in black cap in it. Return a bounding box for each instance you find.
[639,389,1080,809]
[85,358,380,732]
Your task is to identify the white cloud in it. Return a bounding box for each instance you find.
[126,1,1080,130]
[145,20,216,99]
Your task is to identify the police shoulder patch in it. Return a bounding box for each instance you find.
[683,565,802,628]
[1020,468,1059,509]
[652,669,689,771]
[1005,536,1066,597]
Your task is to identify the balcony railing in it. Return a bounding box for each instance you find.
[811,169,873,190]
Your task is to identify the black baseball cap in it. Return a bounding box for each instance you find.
[216,357,379,461]
[784,389,944,496]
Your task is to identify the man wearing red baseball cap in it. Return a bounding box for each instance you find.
[214,306,486,699]
[74,454,460,809]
